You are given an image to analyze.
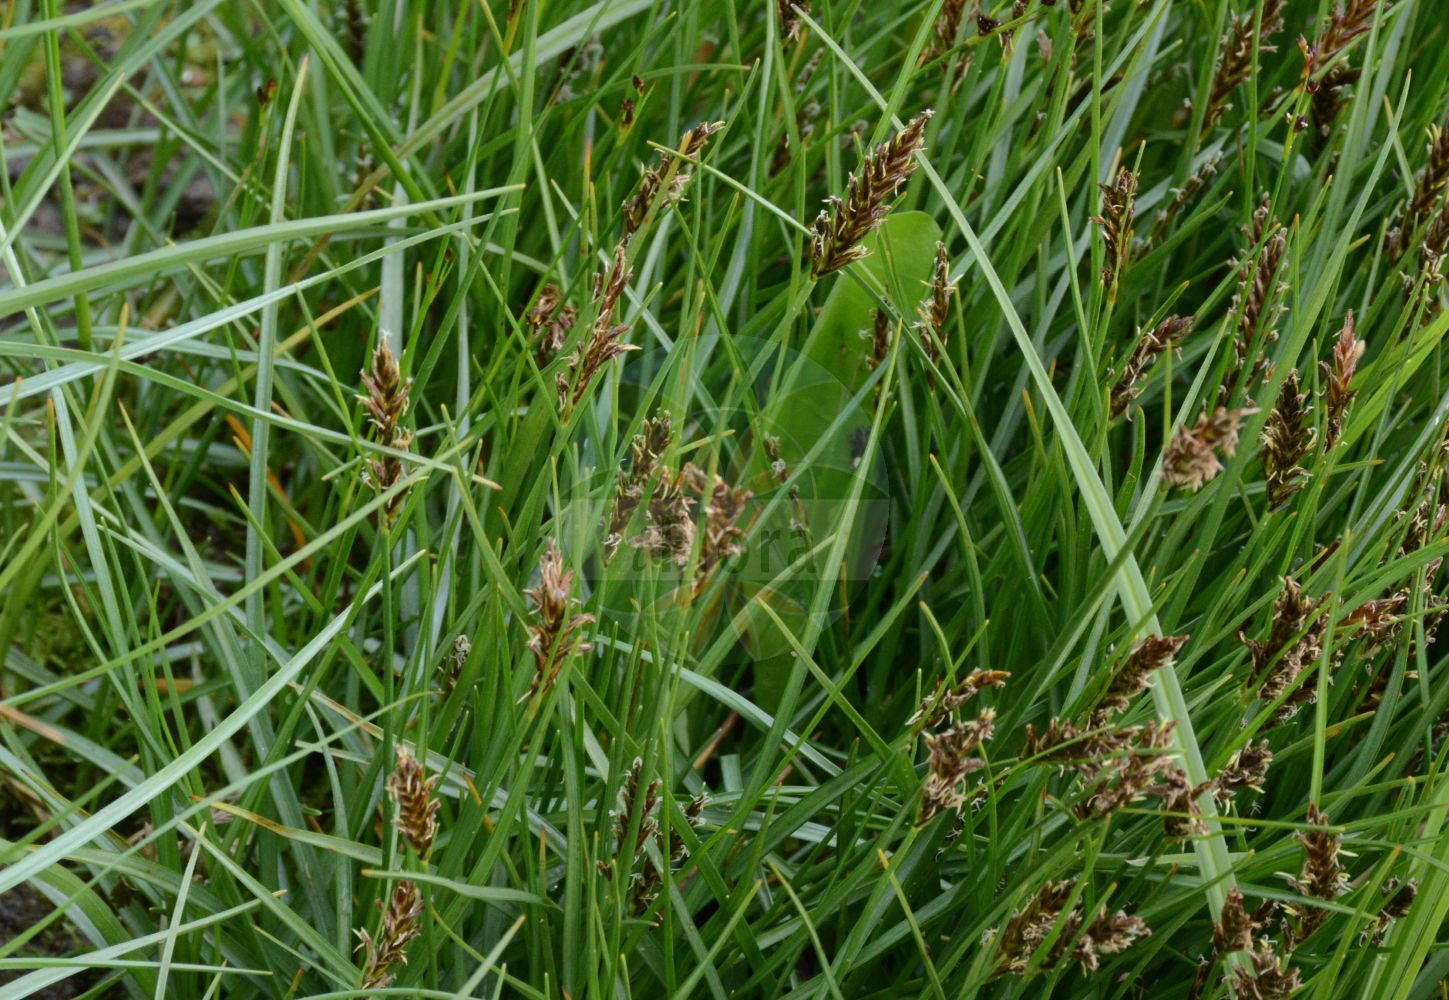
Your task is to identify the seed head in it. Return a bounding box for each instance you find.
[385,746,439,857]
[1109,315,1193,419]
[522,540,595,705]
[1390,114,1449,258]
[356,879,422,991]
[1202,0,1285,137]
[1092,633,1186,724]
[358,340,414,523]
[1161,406,1255,491]
[526,284,577,367]
[1259,369,1316,511]
[1091,167,1138,302]
[1319,311,1364,449]
[916,242,957,385]
[809,111,932,278]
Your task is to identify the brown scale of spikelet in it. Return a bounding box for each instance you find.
[987,879,1150,977]
[526,284,577,367]
[358,341,413,523]
[1242,577,1331,722]
[1283,802,1348,947]
[606,412,674,557]
[1320,311,1364,449]
[559,241,640,414]
[521,540,595,705]
[1390,114,1449,258]
[1161,406,1254,491]
[1091,633,1187,724]
[385,746,439,857]
[1201,0,1285,138]
[1221,202,1287,404]
[1091,167,1137,302]
[809,111,932,278]
[620,121,724,241]
[918,710,995,824]
[1109,315,1193,419]
[1260,370,1316,511]
[916,242,956,385]
[356,879,422,992]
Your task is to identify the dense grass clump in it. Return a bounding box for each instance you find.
[5,0,1449,996]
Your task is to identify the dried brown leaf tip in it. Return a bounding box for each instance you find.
[1201,0,1285,137]
[385,746,439,858]
[1161,406,1254,492]
[522,539,595,705]
[1109,315,1193,419]
[1390,113,1449,258]
[1282,802,1348,947]
[620,121,724,241]
[597,759,707,923]
[526,284,577,367]
[606,411,674,557]
[916,242,957,385]
[356,879,422,992]
[1242,576,1331,723]
[1091,633,1187,725]
[986,879,1150,977]
[808,110,932,278]
[1319,311,1364,449]
[1260,369,1316,511]
[558,240,640,415]
[358,340,413,523]
[1091,167,1137,302]
[1221,201,1287,404]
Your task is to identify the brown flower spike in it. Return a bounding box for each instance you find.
[1260,370,1316,511]
[606,412,674,557]
[522,540,595,705]
[987,879,1150,977]
[385,745,439,857]
[809,110,932,278]
[916,241,957,386]
[356,879,422,991]
[1091,167,1137,302]
[1320,311,1364,449]
[1161,407,1254,491]
[358,340,413,522]
[1109,315,1193,419]
[1201,0,1285,137]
